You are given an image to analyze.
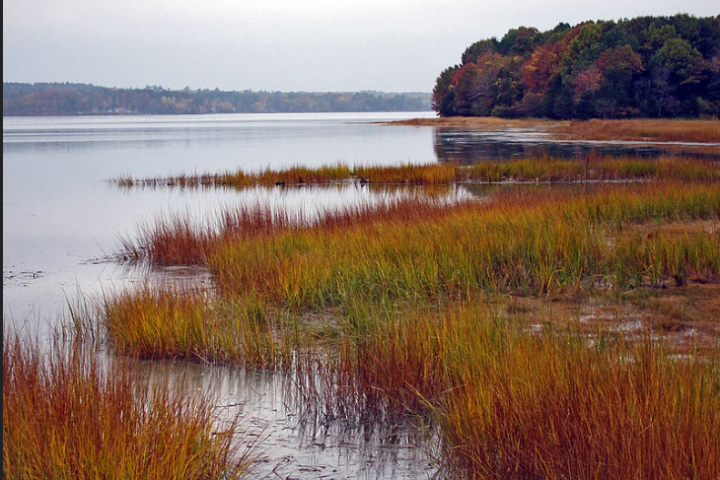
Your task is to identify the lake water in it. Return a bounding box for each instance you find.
[3,113,441,325]
[4,112,716,479]
[4,112,447,480]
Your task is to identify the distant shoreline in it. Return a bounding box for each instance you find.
[389,117,720,145]
[3,82,432,116]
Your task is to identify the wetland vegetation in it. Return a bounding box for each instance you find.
[392,117,720,144]
[5,116,720,479]
[110,151,719,476]
[3,331,257,479]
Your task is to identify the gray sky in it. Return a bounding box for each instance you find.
[3,0,717,93]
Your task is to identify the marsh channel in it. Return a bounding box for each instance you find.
[4,112,717,479]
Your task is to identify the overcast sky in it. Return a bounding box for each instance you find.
[3,1,717,93]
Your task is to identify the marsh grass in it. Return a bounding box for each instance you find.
[98,160,720,479]
[112,155,720,189]
[105,180,719,362]
[118,193,473,266]
[208,182,719,310]
[423,304,720,479]
[101,285,301,370]
[298,300,720,479]
[564,118,720,143]
[3,331,257,480]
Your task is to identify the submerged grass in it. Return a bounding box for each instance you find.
[3,330,257,479]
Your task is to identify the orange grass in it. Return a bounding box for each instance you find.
[118,194,473,266]
[106,181,719,366]
[97,176,720,479]
[3,331,256,479]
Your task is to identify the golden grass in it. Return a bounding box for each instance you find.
[206,182,719,307]
[107,180,720,356]
[3,331,257,479]
[564,118,720,144]
[426,304,720,479]
[118,194,473,266]
[101,285,297,369]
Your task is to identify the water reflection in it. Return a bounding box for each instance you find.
[433,127,720,163]
[131,359,440,480]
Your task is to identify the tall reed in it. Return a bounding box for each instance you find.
[322,300,720,479]
[3,330,256,479]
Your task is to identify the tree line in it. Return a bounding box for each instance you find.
[3,83,431,116]
[432,14,720,119]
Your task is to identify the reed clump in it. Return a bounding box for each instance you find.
[404,303,719,479]
[301,299,720,479]
[102,285,300,369]
[118,194,472,266]
[3,331,256,479]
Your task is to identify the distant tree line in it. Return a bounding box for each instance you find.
[432,14,720,119]
[2,83,431,116]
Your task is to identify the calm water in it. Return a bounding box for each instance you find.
[3,112,444,480]
[434,126,720,163]
[3,112,441,325]
[5,112,715,479]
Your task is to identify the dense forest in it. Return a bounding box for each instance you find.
[432,14,720,119]
[2,83,431,116]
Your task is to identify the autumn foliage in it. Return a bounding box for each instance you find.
[433,14,720,119]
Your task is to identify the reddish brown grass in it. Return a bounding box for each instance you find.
[3,331,256,479]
